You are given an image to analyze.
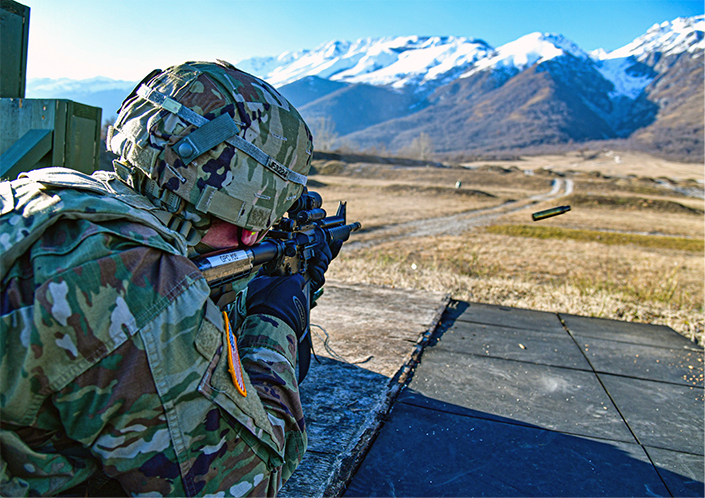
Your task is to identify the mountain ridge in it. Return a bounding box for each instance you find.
[25,15,704,162]
[273,15,703,161]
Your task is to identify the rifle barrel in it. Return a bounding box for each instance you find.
[327,222,361,242]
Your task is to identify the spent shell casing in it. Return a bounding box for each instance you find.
[532,205,571,221]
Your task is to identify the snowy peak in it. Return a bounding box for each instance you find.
[463,32,587,77]
[598,15,704,61]
[335,36,493,88]
[236,35,493,88]
[593,57,654,100]
[590,15,704,99]
[239,18,701,96]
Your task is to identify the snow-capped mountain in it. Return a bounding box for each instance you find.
[462,32,588,78]
[250,16,701,106]
[25,15,704,160]
[601,15,705,61]
[237,36,493,90]
[591,16,704,99]
[303,15,702,160]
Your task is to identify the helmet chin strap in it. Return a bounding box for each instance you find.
[190,240,217,257]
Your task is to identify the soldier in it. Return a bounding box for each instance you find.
[0,61,334,496]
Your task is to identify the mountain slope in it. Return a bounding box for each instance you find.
[296,83,421,136]
[630,42,704,159]
[334,18,703,160]
[343,61,618,153]
[277,76,351,108]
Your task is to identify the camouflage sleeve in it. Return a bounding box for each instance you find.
[50,277,306,497]
[2,242,306,498]
[237,314,307,483]
[1,200,307,496]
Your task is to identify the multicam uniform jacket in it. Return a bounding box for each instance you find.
[0,168,306,497]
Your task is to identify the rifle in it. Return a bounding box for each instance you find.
[191,189,361,382]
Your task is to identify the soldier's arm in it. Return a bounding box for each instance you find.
[236,313,307,483]
[51,249,306,495]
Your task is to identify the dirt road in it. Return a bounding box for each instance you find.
[346,178,574,250]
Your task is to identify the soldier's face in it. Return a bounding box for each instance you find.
[200,219,260,250]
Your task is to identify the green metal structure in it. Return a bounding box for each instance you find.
[0,0,102,180]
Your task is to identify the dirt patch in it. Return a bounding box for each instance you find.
[311,161,552,193]
[460,150,705,182]
[311,160,347,175]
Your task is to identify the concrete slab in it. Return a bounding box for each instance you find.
[307,281,448,378]
[279,281,448,498]
[400,348,635,442]
[280,291,704,497]
[344,300,705,497]
[455,302,566,333]
[561,313,694,348]
[433,320,592,370]
[344,401,670,498]
[279,357,390,498]
[296,357,389,456]
[578,337,704,386]
[599,374,704,455]
[645,446,705,497]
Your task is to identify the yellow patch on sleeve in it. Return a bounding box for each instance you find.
[223,311,247,397]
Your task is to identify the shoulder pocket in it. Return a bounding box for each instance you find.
[194,308,285,464]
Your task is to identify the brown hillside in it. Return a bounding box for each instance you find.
[345,64,617,153]
[631,52,704,161]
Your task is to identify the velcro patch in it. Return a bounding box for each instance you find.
[247,206,270,230]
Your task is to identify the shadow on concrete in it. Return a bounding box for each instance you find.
[344,300,704,497]
[344,389,702,497]
[280,281,450,497]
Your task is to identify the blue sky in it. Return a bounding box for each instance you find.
[21,0,704,81]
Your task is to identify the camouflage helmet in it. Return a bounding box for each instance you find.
[106,60,313,232]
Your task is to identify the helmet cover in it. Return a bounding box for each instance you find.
[107,60,313,231]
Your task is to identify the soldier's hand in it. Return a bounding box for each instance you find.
[309,239,343,292]
[246,274,308,338]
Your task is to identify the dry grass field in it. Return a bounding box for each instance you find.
[311,152,705,346]
[461,150,705,182]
